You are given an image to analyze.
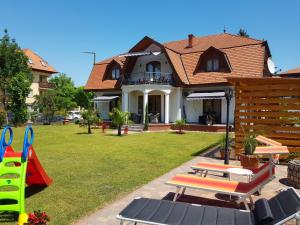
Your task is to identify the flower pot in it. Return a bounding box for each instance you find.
[63,119,69,125]
[124,126,128,135]
[102,124,107,133]
[239,154,260,169]
[220,151,226,159]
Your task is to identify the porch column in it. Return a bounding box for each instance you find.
[143,91,149,123]
[165,93,170,124]
[122,91,129,112]
[176,88,182,120]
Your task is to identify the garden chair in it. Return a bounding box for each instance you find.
[117,187,300,225]
[166,161,275,210]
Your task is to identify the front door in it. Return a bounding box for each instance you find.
[138,95,161,123]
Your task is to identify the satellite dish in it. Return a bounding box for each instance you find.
[267,58,276,74]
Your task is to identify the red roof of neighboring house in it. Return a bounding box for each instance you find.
[85,33,269,90]
[280,67,300,76]
[23,49,58,73]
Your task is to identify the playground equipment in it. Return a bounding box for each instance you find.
[0,126,52,224]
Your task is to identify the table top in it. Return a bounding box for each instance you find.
[226,167,253,175]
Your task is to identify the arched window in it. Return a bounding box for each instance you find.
[111,67,120,79]
[146,61,161,80]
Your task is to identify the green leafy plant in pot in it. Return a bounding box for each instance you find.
[239,133,260,169]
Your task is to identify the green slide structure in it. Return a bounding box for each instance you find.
[0,126,48,225]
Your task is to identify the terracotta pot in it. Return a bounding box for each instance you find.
[124,126,128,135]
[220,151,226,159]
[239,154,260,169]
[63,119,69,125]
[102,124,107,133]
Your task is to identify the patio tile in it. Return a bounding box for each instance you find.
[73,156,297,225]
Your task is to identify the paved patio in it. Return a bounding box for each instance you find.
[74,156,295,225]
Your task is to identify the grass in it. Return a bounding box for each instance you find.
[1,124,222,225]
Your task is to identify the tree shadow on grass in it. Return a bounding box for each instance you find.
[191,142,221,157]
[75,132,94,135]
[25,186,47,198]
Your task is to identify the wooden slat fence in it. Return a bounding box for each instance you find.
[227,77,300,155]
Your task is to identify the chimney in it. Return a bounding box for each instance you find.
[187,34,194,48]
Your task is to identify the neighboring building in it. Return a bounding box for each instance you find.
[279,67,300,78]
[23,49,58,110]
[85,33,272,125]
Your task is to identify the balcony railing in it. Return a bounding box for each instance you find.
[39,82,55,89]
[122,72,173,85]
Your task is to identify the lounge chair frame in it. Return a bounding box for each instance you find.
[167,161,275,210]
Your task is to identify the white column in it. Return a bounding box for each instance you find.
[143,91,148,123]
[176,88,182,120]
[165,93,170,124]
[122,91,128,112]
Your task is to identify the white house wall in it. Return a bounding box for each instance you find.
[130,44,173,81]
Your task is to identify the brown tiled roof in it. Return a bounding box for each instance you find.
[85,56,125,91]
[163,33,263,54]
[23,49,58,73]
[85,33,268,90]
[281,67,300,75]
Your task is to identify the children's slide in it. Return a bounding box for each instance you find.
[5,145,53,186]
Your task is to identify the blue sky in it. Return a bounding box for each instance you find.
[1,1,299,86]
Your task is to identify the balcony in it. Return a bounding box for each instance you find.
[122,72,173,85]
[39,82,55,89]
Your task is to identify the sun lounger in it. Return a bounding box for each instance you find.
[166,161,275,210]
[117,187,300,225]
[191,161,270,178]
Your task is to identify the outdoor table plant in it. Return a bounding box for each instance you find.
[239,133,259,169]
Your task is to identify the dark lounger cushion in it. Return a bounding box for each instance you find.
[254,198,274,225]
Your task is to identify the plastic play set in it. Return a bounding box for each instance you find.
[0,126,52,224]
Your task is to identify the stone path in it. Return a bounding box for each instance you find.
[74,156,293,225]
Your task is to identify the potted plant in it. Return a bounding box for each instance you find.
[239,133,260,169]
[175,119,186,134]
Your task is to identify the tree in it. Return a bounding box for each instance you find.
[34,90,58,124]
[7,72,31,126]
[74,86,94,109]
[81,109,100,134]
[49,73,77,115]
[109,101,130,136]
[0,29,32,122]
[237,28,250,38]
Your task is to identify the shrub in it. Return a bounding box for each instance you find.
[175,119,186,134]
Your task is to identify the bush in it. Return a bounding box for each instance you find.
[27,210,50,225]
[175,119,186,134]
[0,111,6,128]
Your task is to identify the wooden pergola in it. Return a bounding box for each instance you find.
[227,77,300,156]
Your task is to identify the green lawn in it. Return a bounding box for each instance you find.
[2,124,222,225]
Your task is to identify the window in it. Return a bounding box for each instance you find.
[206,59,219,72]
[112,67,120,79]
[146,61,161,80]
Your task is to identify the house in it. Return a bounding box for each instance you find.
[85,33,272,127]
[23,49,58,110]
[279,67,300,78]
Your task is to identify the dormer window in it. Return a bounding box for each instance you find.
[207,59,219,72]
[194,46,232,74]
[112,67,120,79]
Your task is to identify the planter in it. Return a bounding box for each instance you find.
[220,151,226,159]
[102,124,107,133]
[239,154,260,169]
[124,126,129,135]
[63,119,69,125]
[288,160,300,189]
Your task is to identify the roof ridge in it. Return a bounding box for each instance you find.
[223,32,264,43]
[162,33,226,45]
[179,42,265,55]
